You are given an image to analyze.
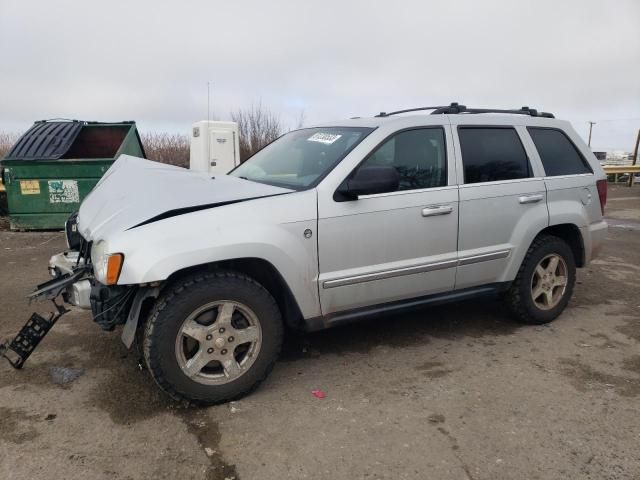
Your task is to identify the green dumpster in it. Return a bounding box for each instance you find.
[0,120,145,230]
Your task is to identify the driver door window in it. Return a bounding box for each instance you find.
[357,128,447,191]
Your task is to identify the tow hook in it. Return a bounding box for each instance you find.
[1,298,70,369]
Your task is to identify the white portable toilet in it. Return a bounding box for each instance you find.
[190,121,240,174]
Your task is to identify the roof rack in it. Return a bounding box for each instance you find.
[376,102,555,118]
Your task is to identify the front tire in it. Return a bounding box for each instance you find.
[507,235,576,325]
[143,271,283,405]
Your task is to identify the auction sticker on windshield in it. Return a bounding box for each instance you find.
[307,132,342,144]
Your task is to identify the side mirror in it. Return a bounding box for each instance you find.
[336,166,400,200]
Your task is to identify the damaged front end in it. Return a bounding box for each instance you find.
[0,250,89,369]
[46,242,137,332]
[1,231,153,369]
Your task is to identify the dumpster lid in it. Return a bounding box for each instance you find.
[4,120,141,161]
[5,120,85,160]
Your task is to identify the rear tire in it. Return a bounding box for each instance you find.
[507,235,576,325]
[143,271,283,405]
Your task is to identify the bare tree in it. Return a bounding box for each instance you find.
[295,109,306,129]
[231,102,283,162]
[141,132,190,168]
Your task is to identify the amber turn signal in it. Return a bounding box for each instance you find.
[106,254,124,285]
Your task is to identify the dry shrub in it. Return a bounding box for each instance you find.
[0,132,19,216]
[140,132,190,168]
[231,102,283,162]
[0,132,21,158]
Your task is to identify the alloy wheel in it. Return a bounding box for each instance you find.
[530,254,568,310]
[175,300,262,385]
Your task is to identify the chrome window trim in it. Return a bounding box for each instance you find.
[458,177,542,189]
[543,173,594,180]
[358,184,458,200]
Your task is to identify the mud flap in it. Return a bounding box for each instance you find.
[120,286,160,349]
[1,299,69,369]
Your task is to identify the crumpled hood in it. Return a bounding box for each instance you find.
[78,155,293,240]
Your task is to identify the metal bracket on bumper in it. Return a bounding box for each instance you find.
[1,267,89,369]
[1,299,69,369]
[29,267,89,302]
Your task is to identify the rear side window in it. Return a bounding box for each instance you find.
[360,128,447,190]
[458,127,530,184]
[528,127,593,176]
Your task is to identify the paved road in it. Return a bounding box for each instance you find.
[1,185,639,480]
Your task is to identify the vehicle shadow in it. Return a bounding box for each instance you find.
[281,297,523,361]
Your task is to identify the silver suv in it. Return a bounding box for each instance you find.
[3,103,608,404]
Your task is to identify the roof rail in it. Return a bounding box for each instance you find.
[376,106,443,117]
[376,102,555,118]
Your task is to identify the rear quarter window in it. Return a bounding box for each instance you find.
[527,127,593,176]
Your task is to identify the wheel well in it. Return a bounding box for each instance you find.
[537,224,585,267]
[164,258,305,329]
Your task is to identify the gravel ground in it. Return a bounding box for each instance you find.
[0,185,639,480]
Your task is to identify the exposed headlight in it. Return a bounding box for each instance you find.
[91,240,124,285]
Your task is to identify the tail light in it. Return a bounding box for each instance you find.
[596,179,607,216]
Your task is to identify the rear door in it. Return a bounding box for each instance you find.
[317,125,459,315]
[452,122,549,289]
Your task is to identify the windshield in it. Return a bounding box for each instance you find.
[229,127,373,189]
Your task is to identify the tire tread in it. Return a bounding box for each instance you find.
[143,271,282,406]
[507,234,575,325]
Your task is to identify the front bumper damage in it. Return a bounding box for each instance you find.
[46,252,92,308]
[1,249,160,369]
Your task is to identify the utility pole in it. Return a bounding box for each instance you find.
[587,121,596,147]
[629,128,639,187]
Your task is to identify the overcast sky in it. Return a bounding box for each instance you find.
[1,0,639,151]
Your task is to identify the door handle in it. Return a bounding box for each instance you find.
[422,205,453,217]
[518,194,543,204]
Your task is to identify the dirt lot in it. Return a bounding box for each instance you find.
[0,186,639,480]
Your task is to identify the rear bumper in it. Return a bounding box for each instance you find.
[582,220,608,265]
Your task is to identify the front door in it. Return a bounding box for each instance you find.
[317,126,459,315]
